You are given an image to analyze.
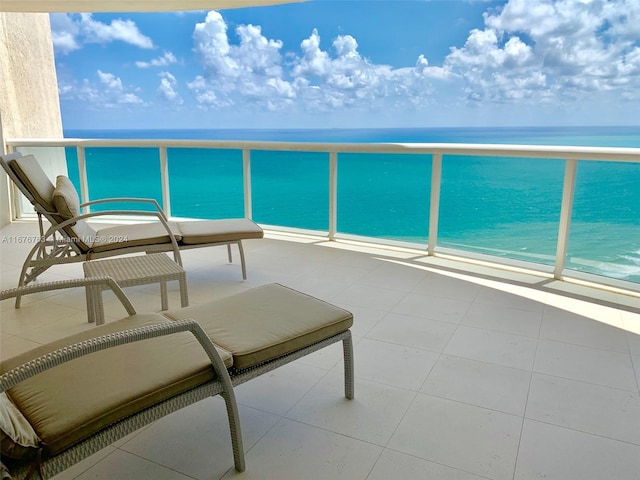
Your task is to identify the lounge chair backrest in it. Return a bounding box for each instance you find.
[1,153,96,252]
[7,155,57,215]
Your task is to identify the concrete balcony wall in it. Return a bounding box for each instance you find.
[0,12,65,226]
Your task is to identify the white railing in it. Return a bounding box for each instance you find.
[5,137,640,290]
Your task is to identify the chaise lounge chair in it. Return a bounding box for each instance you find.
[0,279,354,479]
[0,152,264,306]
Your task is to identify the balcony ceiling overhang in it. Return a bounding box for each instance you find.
[0,0,303,13]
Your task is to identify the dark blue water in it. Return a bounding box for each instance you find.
[62,127,640,283]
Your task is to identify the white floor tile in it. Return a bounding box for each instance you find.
[345,338,439,391]
[121,398,279,480]
[534,339,637,391]
[392,292,470,324]
[75,449,195,479]
[333,304,386,337]
[421,355,531,416]
[540,306,630,353]
[49,446,118,480]
[474,288,545,312]
[1,334,41,360]
[463,301,542,338]
[515,419,640,480]
[358,262,427,292]
[332,283,406,311]
[388,394,522,480]
[234,362,328,415]
[444,326,538,371]
[286,373,416,446]
[411,273,481,301]
[368,449,488,480]
[367,312,457,352]
[526,373,640,445]
[220,418,382,480]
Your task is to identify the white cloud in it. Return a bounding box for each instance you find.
[158,71,183,104]
[136,51,178,69]
[447,0,640,103]
[50,13,81,54]
[50,13,153,53]
[59,70,144,108]
[189,15,441,113]
[97,70,123,91]
[57,2,639,122]
[190,10,289,108]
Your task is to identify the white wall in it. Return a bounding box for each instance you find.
[0,12,64,226]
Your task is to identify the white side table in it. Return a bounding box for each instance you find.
[83,253,189,325]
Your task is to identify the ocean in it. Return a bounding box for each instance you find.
[63,126,640,284]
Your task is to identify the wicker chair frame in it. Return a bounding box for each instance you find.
[0,279,354,480]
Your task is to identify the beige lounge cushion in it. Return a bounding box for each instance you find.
[164,284,353,370]
[1,313,232,457]
[65,219,98,252]
[52,175,80,220]
[177,219,263,245]
[91,222,183,253]
[9,156,56,214]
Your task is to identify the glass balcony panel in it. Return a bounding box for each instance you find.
[337,153,431,243]
[168,148,244,219]
[84,147,162,212]
[65,147,80,189]
[439,155,564,265]
[252,150,328,231]
[566,160,640,284]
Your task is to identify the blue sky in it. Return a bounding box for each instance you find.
[51,0,640,130]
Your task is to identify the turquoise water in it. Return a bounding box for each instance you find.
[61,127,640,284]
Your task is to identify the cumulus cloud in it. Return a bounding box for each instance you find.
[158,71,183,104]
[59,70,144,108]
[136,51,178,69]
[55,1,639,119]
[188,13,443,112]
[189,10,290,108]
[51,13,153,53]
[446,0,640,103]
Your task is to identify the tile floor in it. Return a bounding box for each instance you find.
[1,220,639,480]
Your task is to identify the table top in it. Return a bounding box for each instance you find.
[83,253,185,282]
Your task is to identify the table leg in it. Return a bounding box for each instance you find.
[160,281,168,310]
[85,283,96,323]
[179,273,189,307]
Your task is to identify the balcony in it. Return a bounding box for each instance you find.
[6,137,640,290]
[1,214,639,479]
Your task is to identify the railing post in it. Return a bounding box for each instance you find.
[77,146,90,213]
[554,158,578,279]
[242,149,252,219]
[329,151,338,240]
[159,146,171,218]
[428,153,442,255]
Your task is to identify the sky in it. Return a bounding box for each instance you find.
[50,0,640,130]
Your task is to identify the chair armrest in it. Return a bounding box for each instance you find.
[0,319,227,393]
[0,277,137,316]
[44,210,179,249]
[80,198,166,220]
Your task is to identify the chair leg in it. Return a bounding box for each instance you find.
[343,332,355,400]
[227,243,233,263]
[237,241,247,280]
[222,389,246,472]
